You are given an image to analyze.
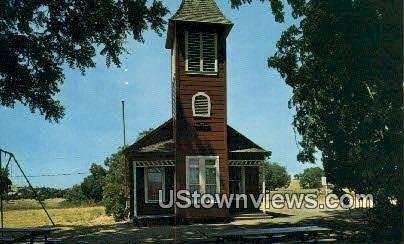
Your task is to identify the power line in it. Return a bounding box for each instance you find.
[10,172,90,178]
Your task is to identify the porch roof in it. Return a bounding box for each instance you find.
[124,118,271,160]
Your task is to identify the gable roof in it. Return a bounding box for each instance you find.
[170,0,233,25]
[124,118,270,160]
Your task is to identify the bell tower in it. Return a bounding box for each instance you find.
[166,0,233,220]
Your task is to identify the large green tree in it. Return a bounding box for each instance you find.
[81,163,107,202]
[270,0,401,193]
[0,0,168,122]
[232,0,402,235]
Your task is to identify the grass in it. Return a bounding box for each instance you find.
[3,198,101,211]
[2,206,114,228]
[0,198,114,228]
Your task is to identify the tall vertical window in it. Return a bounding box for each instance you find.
[186,156,220,194]
[185,30,218,74]
[144,167,165,203]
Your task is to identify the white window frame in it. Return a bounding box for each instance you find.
[144,167,165,203]
[185,156,220,194]
[192,92,211,117]
[185,30,218,74]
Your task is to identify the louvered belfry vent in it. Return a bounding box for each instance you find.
[187,31,201,72]
[186,31,217,73]
[192,92,211,117]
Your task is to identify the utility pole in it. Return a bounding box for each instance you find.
[121,100,126,147]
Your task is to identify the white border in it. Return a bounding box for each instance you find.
[185,156,220,194]
[192,92,211,117]
[144,167,166,203]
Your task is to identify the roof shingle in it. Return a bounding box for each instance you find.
[170,0,233,25]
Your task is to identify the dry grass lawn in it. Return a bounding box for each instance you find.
[2,206,114,228]
[1,199,114,228]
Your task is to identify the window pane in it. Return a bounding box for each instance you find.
[147,168,163,201]
[189,167,199,185]
[206,184,217,194]
[189,158,199,167]
[205,159,216,166]
[189,184,200,194]
[206,167,216,185]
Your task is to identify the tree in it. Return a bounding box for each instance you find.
[262,162,291,191]
[81,163,107,202]
[64,184,86,203]
[232,0,402,235]
[136,128,155,141]
[0,168,12,196]
[298,167,324,189]
[1,0,169,122]
[102,149,127,221]
[103,128,155,221]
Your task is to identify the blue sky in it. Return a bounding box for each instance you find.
[0,1,319,188]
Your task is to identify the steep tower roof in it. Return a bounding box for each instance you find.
[170,0,232,25]
[166,0,233,48]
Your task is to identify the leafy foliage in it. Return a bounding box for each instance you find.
[102,149,127,221]
[64,184,87,203]
[0,168,12,196]
[296,167,324,189]
[249,0,402,235]
[262,161,291,191]
[8,186,65,200]
[229,0,286,22]
[136,128,155,141]
[0,0,169,122]
[103,129,154,221]
[81,163,107,202]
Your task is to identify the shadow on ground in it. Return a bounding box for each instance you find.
[53,209,399,243]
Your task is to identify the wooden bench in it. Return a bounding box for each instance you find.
[213,225,333,243]
[0,227,59,243]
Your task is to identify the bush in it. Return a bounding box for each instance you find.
[102,150,127,221]
[297,167,324,189]
[262,162,291,191]
[64,184,87,204]
[81,163,106,202]
[0,168,12,196]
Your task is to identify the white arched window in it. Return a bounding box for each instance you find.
[192,92,211,117]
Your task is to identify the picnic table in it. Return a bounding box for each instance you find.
[214,225,332,243]
[0,227,59,243]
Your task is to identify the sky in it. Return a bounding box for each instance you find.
[0,1,320,189]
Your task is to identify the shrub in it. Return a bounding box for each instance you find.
[102,150,127,221]
[298,167,324,189]
[262,162,291,191]
[64,184,87,203]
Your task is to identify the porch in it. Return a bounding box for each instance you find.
[131,159,267,220]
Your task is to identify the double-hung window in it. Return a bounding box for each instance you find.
[185,30,218,74]
[144,167,165,203]
[186,156,220,194]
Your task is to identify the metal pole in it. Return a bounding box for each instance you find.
[121,100,126,147]
[12,155,55,226]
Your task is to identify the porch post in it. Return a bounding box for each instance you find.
[133,164,137,218]
[262,168,266,211]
